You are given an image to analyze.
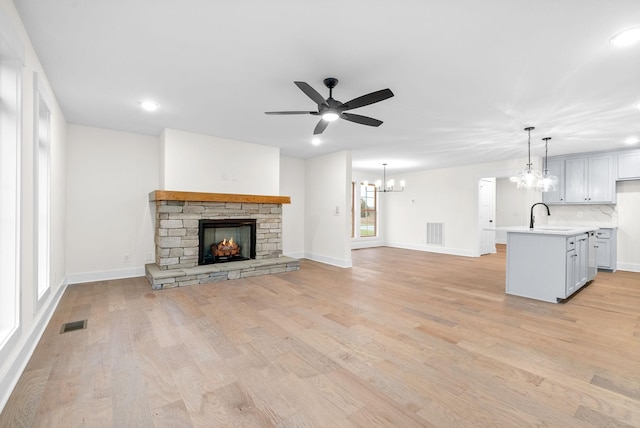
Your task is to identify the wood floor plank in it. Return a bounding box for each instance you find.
[2,245,640,426]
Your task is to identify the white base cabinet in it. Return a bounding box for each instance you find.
[506,230,595,303]
[596,227,617,271]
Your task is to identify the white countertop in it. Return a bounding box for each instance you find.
[505,226,598,236]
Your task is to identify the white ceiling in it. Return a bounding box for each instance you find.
[13,0,640,173]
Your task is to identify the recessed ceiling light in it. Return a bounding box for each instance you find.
[625,136,639,145]
[635,102,640,110]
[609,26,640,47]
[311,137,321,146]
[140,101,160,111]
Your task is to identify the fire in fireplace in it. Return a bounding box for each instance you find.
[198,219,256,264]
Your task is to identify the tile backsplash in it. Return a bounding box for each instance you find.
[543,204,617,228]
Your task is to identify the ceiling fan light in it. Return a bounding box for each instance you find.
[609,26,640,47]
[322,111,339,122]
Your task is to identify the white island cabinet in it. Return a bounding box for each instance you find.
[506,227,598,303]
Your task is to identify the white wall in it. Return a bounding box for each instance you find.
[305,151,352,267]
[0,0,68,411]
[616,180,640,272]
[280,156,305,258]
[383,157,534,257]
[66,125,159,282]
[161,128,280,195]
[495,177,540,243]
[384,165,478,256]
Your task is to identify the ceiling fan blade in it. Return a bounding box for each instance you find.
[340,88,394,111]
[313,119,329,135]
[294,81,327,106]
[265,111,316,115]
[341,112,383,127]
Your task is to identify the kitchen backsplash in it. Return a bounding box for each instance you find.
[544,204,617,228]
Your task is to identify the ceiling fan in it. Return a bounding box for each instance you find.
[265,78,394,135]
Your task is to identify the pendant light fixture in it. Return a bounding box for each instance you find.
[515,126,543,190]
[365,163,405,192]
[540,137,558,192]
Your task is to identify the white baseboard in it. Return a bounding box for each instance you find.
[384,241,477,257]
[303,252,352,268]
[66,266,145,284]
[616,262,640,273]
[351,239,384,250]
[0,277,68,413]
[282,251,305,259]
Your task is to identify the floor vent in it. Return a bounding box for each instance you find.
[60,319,87,334]
[426,222,444,246]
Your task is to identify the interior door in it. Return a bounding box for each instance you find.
[479,178,496,255]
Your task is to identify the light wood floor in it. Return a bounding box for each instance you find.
[2,246,640,427]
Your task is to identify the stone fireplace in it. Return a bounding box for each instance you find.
[145,190,299,289]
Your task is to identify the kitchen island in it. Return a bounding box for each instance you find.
[505,226,598,303]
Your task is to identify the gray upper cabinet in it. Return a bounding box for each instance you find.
[542,159,565,203]
[564,157,587,203]
[564,154,615,204]
[544,153,615,205]
[617,149,640,180]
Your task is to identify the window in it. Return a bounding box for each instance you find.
[34,73,52,301]
[360,183,377,237]
[351,181,355,238]
[0,13,23,351]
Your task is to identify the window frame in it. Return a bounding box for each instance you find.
[0,11,24,357]
[359,182,377,238]
[34,72,52,304]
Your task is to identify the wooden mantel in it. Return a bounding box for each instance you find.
[149,190,291,204]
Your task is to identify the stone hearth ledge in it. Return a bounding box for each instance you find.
[145,256,300,290]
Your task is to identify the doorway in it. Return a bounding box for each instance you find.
[479,178,496,255]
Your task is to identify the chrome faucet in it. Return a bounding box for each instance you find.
[530,202,550,229]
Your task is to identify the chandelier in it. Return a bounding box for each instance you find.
[364,163,405,192]
[539,137,558,192]
[515,126,543,190]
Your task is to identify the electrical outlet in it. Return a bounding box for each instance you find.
[145,253,152,262]
[577,211,583,218]
[334,206,340,216]
[123,254,130,263]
